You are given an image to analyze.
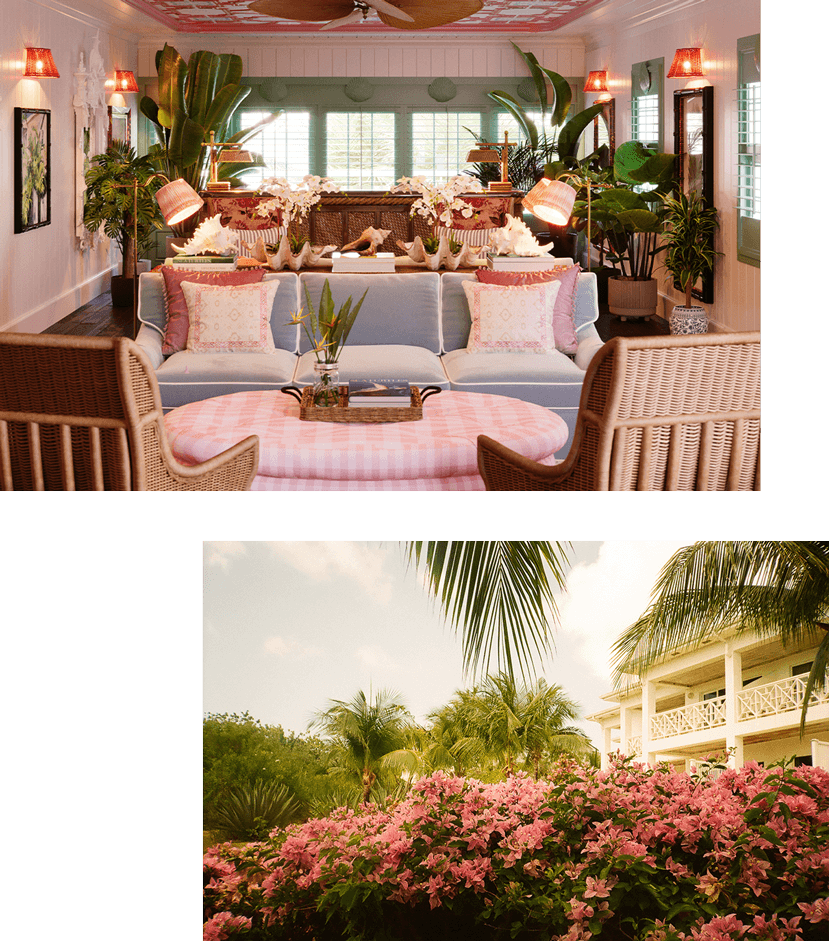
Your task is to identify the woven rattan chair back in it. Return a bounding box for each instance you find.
[478,332,761,491]
[0,333,259,491]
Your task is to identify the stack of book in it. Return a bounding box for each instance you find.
[331,252,396,274]
[347,379,412,408]
[487,254,566,271]
[165,255,238,271]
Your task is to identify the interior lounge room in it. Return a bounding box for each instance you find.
[0,0,761,490]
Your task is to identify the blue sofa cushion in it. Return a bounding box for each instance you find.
[294,345,450,388]
[298,272,442,353]
[156,349,298,409]
[441,348,585,410]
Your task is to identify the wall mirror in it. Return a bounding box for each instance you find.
[673,85,714,302]
[593,98,615,166]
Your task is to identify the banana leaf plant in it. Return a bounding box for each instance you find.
[576,141,676,280]
[487,42,606,177]
[140,45,279,199]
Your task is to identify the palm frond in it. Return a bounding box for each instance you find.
[404,541,570,681]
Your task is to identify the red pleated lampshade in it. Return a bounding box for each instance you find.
[584,70,608,93]
[24,48,59,78]
[115,70,140,93]
[667,48,705,78]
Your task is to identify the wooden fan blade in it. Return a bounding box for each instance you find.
[249,0,355,22]
[376,0,484,29]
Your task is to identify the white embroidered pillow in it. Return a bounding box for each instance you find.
[181,280,279,353]
[462,280,561,354]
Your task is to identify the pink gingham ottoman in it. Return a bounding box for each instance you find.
[164,390,568,491]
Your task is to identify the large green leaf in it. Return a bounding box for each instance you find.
[487,91,538,151]
[615,208,662,233]
[203,84,252,138]
[538,66,572,127]
[156,44,187,129]
[556,103,604,159]
[168,111,206,170]
[184,51,221,126]
[510,43,548,114]
[139,96,165,147]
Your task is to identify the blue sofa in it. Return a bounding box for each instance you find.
[135,268,602,456]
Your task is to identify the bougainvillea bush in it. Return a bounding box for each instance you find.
[204,758,829,941]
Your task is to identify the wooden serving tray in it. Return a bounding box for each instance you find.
[298,385,424,423]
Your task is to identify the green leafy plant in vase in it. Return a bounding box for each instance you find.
[660,189,722,334]
[290,279,368,407]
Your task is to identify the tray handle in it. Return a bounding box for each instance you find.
[419,386,442,402]
[280,386,303,403]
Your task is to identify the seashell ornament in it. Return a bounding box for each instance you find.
[262,235,337,271]
[488,214,556,257]
[341,226,392,255]
[396,234,487,271]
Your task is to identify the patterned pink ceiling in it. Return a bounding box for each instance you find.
[124,0,607,33]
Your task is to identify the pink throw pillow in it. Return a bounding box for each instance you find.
[160,267,266,355]
[462,280,561,354]
[476,264,580,354]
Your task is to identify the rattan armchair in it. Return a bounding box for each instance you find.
[0,333,259,490]
[478,332,760,491]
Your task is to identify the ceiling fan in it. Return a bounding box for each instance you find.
[248,0,485,31]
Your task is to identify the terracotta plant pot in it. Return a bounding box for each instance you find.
[669,305,708,335]
[607,276,658,321]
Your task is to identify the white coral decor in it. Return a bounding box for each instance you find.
[488,214,555,257]
[255,175,342,227]
[176,214,239,256]
[390,175,485,228]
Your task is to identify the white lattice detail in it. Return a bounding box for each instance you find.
[651,697,726,740]
[626,736,642,755]
[738,675,829,720]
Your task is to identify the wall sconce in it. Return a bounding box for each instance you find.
[667,48,705,78]
[114,70,139,93]
[24,48,60,78]
[584,70,608,94]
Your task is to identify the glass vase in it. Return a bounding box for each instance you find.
[312,362,341,408]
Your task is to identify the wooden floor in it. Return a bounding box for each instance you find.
[44,291,670,343]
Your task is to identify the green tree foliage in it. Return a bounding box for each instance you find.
[428,674,596,779]
[203,712,333,819]
[612,541,829,732]
[310,690,420,805]
[206,780,303,842]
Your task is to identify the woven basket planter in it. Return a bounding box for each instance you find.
[607,276,658,320]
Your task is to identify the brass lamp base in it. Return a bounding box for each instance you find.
[487,181,514,193]
[206,181,232,191]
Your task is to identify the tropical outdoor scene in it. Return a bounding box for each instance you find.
[203,542,829,941]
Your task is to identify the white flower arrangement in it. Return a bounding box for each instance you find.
[176,214,239,256]
[255,175,342,228]
[390,174,485,228]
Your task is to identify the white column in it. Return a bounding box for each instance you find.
[620,704,632,756]
[602,725,613,769]
[724,645,743,767]
[642,680,657,765]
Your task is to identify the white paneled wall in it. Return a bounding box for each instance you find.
[574,0,760,333]
[137,36,585,80]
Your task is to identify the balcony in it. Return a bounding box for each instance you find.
[626,735,642,755]
[651,697,726,740]
[737,674,829,720]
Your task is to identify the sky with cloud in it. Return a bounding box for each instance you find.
[203,541,687,747]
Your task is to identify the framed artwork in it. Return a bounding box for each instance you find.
[593,98,615,166]
[674,86,714,303]
[108,106,130,148]
[14,108,51,234]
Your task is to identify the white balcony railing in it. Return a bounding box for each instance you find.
[738,674,829,720]
[626,736,642,755]
[651,697,726,740]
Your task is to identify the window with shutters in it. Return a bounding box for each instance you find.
[737,34,761,267]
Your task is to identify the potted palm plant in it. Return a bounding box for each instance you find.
[660,190,722,334]
[82,141,165,307]
[587,142,675,320]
